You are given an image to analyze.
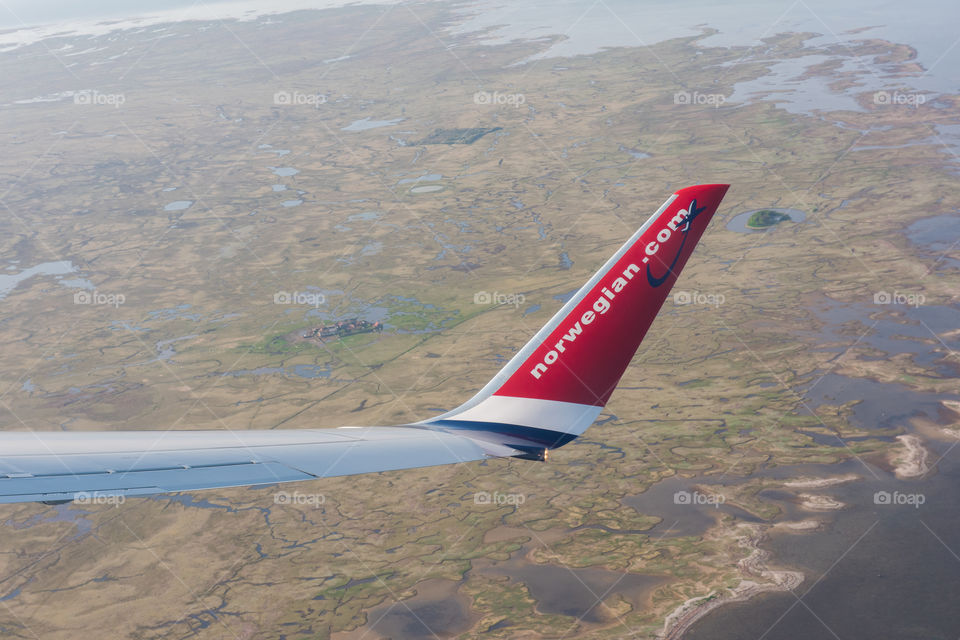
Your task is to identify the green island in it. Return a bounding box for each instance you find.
[746,209,792,228]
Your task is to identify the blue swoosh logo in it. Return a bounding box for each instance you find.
[646,199,707,288]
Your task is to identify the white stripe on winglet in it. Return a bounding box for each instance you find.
[432,395,602,436]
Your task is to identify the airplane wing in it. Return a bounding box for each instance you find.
[0,184,729,505]
[0,428,518,505]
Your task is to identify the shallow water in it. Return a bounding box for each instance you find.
[450,0,960,96]
[341,117,404,131]
[728,55,865,115]
[682,293,960,637]
[410,184,444,193]
[905,213,960,253]
[800,373,955,431]
[473,547,668,622]
[359,579,474,639]
[801,299,960,380]
[686,448,960,640]
[163,200,193,211]
[0,260,77,299]
[626,476,765,539]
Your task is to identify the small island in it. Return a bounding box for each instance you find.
[747,209,792,229]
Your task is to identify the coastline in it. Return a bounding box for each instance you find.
[784,474,859,489]
[660,525,804,640]
[891,434,930,479]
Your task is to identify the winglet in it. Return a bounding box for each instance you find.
[423,184,729,449]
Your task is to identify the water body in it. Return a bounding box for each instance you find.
[906,213,960,249]
[360,241,382,256]
[163,200,193,211]
[905,213,960,265]
[449,0,960,95]
[5,3,959,124]
[0,1,406,48]
[341,117,404,131]
[728,54,866,115]
[359,579,475,639]
[60,277,95,290]
[800,373,954,431]
[0,260,77,299]
[472,547,668,623]
[725,208,806,233]
[625,476,764,539]
[801,299,960,380]
[146,304,202,322]
[270,167,299,177]
[153,494,238,512]
[5,503,95,541]
[410,184,444,193]
[5,0,958,101]
[682,294,960,637]
[686,450,960,640]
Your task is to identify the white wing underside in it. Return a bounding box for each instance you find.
[0,428,518,504]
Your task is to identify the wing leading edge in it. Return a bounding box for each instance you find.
[0,184,729,505]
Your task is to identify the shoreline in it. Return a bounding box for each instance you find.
[891,434,930,479]
[660,525,803,640]
[797,494,846,511]
[784,474,859,489]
